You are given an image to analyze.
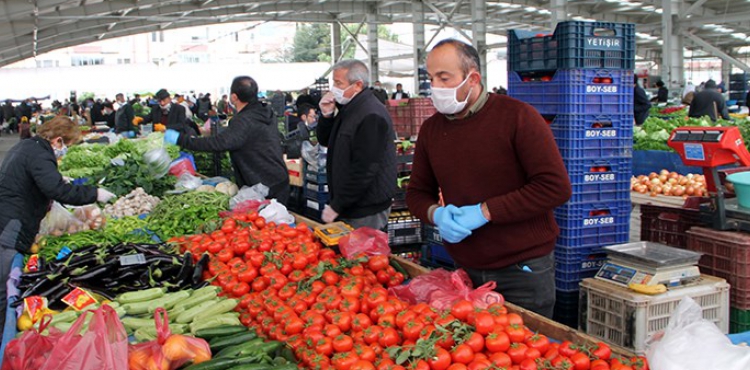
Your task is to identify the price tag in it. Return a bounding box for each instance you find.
[119,253,147,266]
[25,254,39,272]
[62,287,98,311]
[56,246,72,260]
[24,296,47,322]
[684,143,705,161]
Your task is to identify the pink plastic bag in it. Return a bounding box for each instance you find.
[2,315,62,370]
[389,269,504,310]
[219,199,270,218]
[168,158,197,177]
[40,305,128,370]
[128,308,211,370]
[339,227,391,259]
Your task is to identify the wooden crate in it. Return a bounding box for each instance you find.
[390,255,636,358]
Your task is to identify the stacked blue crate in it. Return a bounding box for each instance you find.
[509,21,635,328]
[303,149,328,222]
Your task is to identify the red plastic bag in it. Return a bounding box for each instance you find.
[39,305,127,370]
[128,308,211,370]
[219,199,270,218]
[168,157,197,177]
[2,315,62,370]
[389,269,504,310]
[339,227,391,259]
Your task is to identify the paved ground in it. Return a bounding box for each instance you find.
[0,135,21,166]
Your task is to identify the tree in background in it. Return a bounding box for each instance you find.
[292,23,399,63]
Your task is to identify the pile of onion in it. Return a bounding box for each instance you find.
[631,170,708,197]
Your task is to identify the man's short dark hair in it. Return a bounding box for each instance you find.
[432,39,481,78]
[298,103,315,118]
[115,93,124,100]
[656,80,665,87]
[231,76,259,104]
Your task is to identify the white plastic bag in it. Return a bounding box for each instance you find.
[174,173,203,191]
[647,297,750,370]
[39,202,85,236]
[259,199,295,225]
[229,183,269,209]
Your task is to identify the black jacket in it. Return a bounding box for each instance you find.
[689,89,730,121]
[143,103,193,135]
[656,87,668,103]
[114,102,136,133]
[391,91,409,100]
[317,89,396,219]
[0,137,97,253]
[178,101,290,204]
[372,88,388,104]
[634,85,651,125]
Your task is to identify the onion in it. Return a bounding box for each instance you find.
[668,178,678,185]
[651,178,662,185]
[669,172,680,179]
[660,169,670,176]
[649,172,659,180]
[673,186,685,196]
[653,185,663,194]
[650,191,659,197]
[686,186,696,196]
[658,175,668,183]
[679,177,689,186]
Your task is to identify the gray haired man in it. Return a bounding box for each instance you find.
[316,59,397,230]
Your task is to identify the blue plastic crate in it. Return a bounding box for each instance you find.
[305,170,328,185]
[304,188,330,203]
[556,255,607,292]
[508,21,635,73]
[387,214,422,246]
[393,190,407,210]
[556,225,629,250]
[563,157,632,203]
[551,114,634,159]
[305,181,329,193]
[508,69,634,115]
[554,201,631,230]
[421,244,456,268]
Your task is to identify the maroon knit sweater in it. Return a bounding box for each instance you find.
[406,93,572,269]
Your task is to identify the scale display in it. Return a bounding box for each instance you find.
[595,242,702,288]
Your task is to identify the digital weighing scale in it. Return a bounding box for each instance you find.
[595,242,702,288]
[667,126,750,231]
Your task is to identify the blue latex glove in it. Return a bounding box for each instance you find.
[125,130,136,138]
[164,129,180,145]
[454,203,489,231]
[433,205,472,243]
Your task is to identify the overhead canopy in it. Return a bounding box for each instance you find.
[1,0,750,67]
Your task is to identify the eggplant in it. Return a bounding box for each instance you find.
[70,263,116,282]
[37,281,66,299]
[191,280,210,290]
[66,254,97,269]
[192,253,209,286]
[20,270,52,280]
[86,288,115,301]
[145,254,179,264]
[38,256,46,272]
[176,252,193,287]
[21,277,55,299]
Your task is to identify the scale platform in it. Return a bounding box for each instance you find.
[595,242,702,288]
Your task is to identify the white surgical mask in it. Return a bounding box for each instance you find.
[331,83,358,105]
[430,73,474,115]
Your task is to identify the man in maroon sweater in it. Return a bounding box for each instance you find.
[406,39,572,317]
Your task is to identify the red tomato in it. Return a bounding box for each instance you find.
[450,344,475,365]
[489,352,512,368]
[231,282,250,297]
[450,300,474,321]
[526,334,550,354]
[333,334,354,353]
[464,332,485,353]
[367,255,389,271]
[519,358,538,370]
[485,331,510,353]
[427,347,451,370]
[473,312,495,335]
[507,343,529,365]
[506,324,526,343]
[592,342,611,360]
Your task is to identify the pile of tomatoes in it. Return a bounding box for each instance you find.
[171,213,649,370]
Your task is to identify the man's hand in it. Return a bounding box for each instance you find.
[319,92,336,117]
[433,205,472,243]
[454,203,489,231]
[322,205,339,223]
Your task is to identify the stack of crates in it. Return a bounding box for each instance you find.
[389,142,423,247]
[508,20,635,328]
[387,98,437,139]
[303,148,328,222]
[685,227,750,333]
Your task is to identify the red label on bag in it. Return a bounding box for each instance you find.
[62,287,98,311]
[25,254,39,272]
[24,296,47,321]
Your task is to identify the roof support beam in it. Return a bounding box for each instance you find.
[682,31,750,73]
[679,0,708,19]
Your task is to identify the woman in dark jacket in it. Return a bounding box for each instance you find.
[0,117,115,329]
[634,76,652,125]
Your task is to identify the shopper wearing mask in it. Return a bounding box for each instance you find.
[164,76,290,204]
[296,103,318,144]
[317,59,397,230]
[405,39,571,318]
[0,116,115,329]
[371,81,388,104]
[114,93,137,137]
[143,89,193,135]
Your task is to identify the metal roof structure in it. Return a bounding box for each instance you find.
[1,1,749,79]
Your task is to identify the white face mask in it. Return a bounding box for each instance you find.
[430,73,474,115]
[331,83,357,105]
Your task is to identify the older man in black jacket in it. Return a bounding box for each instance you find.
[317,59,397,230]
[689,79,730,121]
[164,77,290,204]
[144,89,195,135]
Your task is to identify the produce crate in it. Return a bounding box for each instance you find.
[305,199,326,222]
[305,170,327,185]
[392,189,407,210]
[557,221,629,249]
[580,275,729,355]
[387,98,437,138]
[555,200,631,230]
[387,212,422,246]
[731,307,750,334]
[555,246,612,292]
[632,150,702,176]
[421,243,455,268]
[508,69,634,116]
[508,21,635,72]
[397,154,414,173]
[563,157,632,204]
[304,188,330,203]
[550,113,634,151]
[287,186,306,214]
[422,223,443,245]
[553,290,581,328]
[305,181,329,193]
[640,204,705,249]
[1,253,24,361]
[686,227,750,309]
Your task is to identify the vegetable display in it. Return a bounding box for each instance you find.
[147,192,230,240]
[88,157,177,198]
[631,170,708,197]
[104,187,161,218]
[171,213,650,370]
[634,116,750,152]
[649,105,687,118]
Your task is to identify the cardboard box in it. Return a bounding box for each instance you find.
[285,157,303,187]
